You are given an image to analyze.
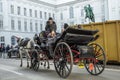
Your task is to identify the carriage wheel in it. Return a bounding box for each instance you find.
[31,50,40,71]
[84,43,106,75]
[54,42,73,78]
[39,52,50,69]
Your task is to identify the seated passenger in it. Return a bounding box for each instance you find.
[45,17,57,38]
[61,23,69,33]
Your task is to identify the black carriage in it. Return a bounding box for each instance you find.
[32,27,106,78]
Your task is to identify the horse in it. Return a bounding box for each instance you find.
[15,36,35,68]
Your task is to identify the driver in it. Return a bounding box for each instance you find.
[45,17,57,58]
[45,17,57,38]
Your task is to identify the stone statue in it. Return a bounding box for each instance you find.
[84,4,95,22]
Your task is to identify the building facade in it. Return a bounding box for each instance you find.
[0,0,55,46]
[56,0,120,31]
[0,0,120,47]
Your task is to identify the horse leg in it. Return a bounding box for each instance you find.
[30,57,32,69]
[27,55,29,68]
[26,50,31,68]
[19,49,23,67]
[26,50,29,68]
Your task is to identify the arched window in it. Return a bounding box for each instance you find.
[69,7,74,19]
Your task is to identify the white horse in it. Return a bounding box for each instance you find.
[15,36,35,68]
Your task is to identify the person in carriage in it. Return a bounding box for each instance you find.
[33,17,57,59]
[61,23,69,33]
[45,17,57,38]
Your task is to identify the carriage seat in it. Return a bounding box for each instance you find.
[57,27,99,45]
[20,38,30,47]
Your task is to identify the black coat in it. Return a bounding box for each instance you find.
[45,21,57,33]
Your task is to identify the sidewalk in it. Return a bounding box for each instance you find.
[106,65,120,69]
[0,53,8,59]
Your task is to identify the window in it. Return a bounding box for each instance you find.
[0,3,2,12]
[11,36,15,45]
[40,11,42,19]
[24,21,27,31]
[49,13,51,17]
[1,43,5,47]
[1,36,4,42]
[35,10,37,17]
[29,9,32,17]
[40,24,42,31]
[24,8,27,16]
[18,20,21,31]
[35,22,38,32]
[70,21,74,25]
[0,16,3,29]
[11,19,15,30]
[44,12,47,20]
[30,22,33,32]
[81,19,84,24]
[69,7,74,19]
[60,13,63,20]
[81,9,84,16]
[53,13,55,19]
[17,6,20,15]
[61,22,64,29]
[11,5,14,14]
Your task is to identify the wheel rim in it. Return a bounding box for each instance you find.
[54,42,73,78]
[84,43,106,75]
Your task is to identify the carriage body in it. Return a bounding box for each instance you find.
[32,27,106,78]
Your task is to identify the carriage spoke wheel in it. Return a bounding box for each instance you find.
[84,43,106,75]
[39,52,50,69]
[31,50,39,71]
[54,42,73,78]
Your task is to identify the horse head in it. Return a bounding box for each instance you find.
[34,35,41,45]
[13,36,22,46]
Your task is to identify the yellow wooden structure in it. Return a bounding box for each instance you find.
[75,20,120,62]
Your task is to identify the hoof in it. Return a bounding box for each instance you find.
[29,66,32,69]
[41,63,43,65]
[47,66,50,69]
[44,64,46,67]
[27,65,29,68]
[20,64,22,67]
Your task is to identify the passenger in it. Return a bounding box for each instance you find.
[45,17,57,38]
[61,23,69,33]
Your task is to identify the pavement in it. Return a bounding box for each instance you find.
[0,58,120,80]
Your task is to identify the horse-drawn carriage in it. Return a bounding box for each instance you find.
[31,27,106,78]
